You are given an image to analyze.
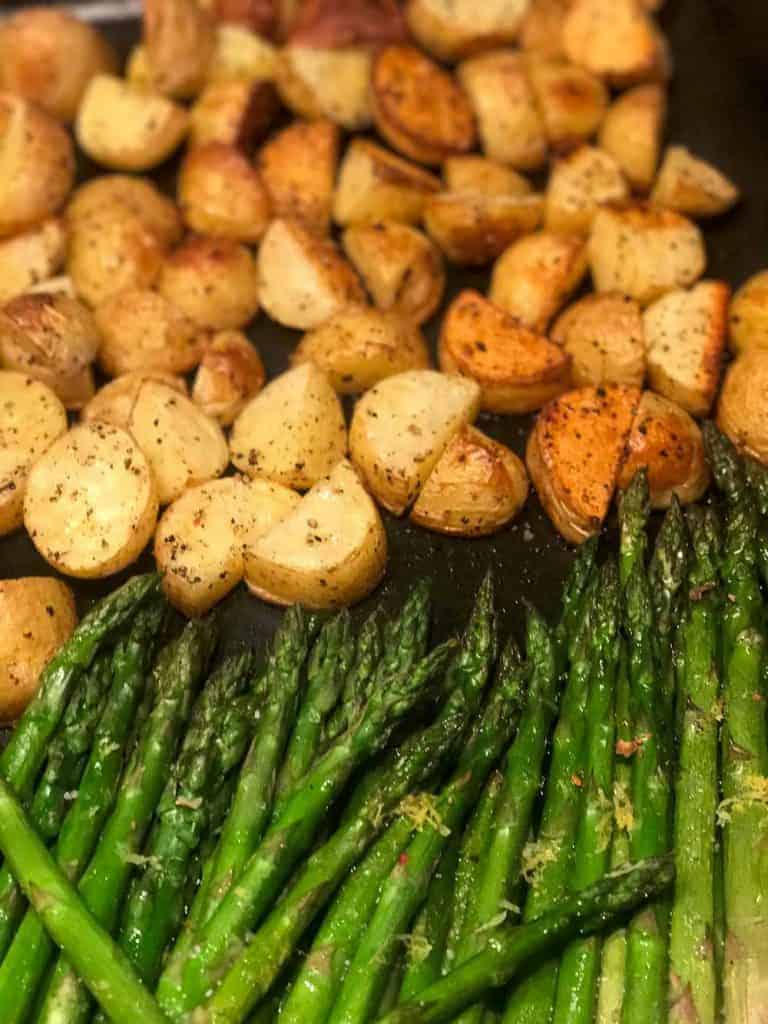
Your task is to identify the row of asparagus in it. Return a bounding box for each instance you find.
[0,422,764,1024]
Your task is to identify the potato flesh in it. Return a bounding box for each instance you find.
[82,372,188,431]
[546,146,628,234]
[551,292,646,388]
[275,46,373,130]
[598,84,665,191]
[651,145,740,218]
[192,330,265,425]
[443,156,532,197]
[0,220,67,306]
[333,139,440,227]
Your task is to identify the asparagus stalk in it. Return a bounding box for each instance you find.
[322,609,383,746]
[618,472,651,588]
[554,537,598,673]
[744,455,768,517]
[648,499,689,724]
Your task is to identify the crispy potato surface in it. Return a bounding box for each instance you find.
[443,156,532,198]
[178,143,272,243]
[66,175,183,248]
[562,0,662,86]
[192,330,265,425]
[405,0,530,63]
[651,146,740,219]
[551,292,646,388]
[729,270,768,355]
[144,0,216,99]
[0,219,67,308]
[160,236,261,330]
[717,350,768,465]
[525,57,608,151]
[545,145,628,234]
[190,78,278,149]
[333,139,440,228]
[424,192,545,266]
[259,119,339,234]
[598,84,666,191]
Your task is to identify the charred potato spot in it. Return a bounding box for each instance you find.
[551,292,646,388]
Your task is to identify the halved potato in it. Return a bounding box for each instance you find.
[129,381,228,505]
[178,143,272,243]
[259,119,339,234]
[245,458,387,608]
[24,421,159,578]
[644,280,729,416]
[274,45,373,130]
[143,0,216,99]
[443,156,532,197]
[545,145,629,234]
[551,292,646,387]
[371,45,477,165]
[520,0,569,58]
[342,222,445,326]
[526,384,641,543]
[207,23,278,81]
[293,306,430,393]
[257,218,364,330]
[717,350,768,465]
[411,425,528,535]
[589,203,706,306]
[650,146,740,219]
[66,175,183,248]
[489,231,588,331]
[525,57,608,151]
[201,0,278,34]
[729,270,768,355]
[333,139,440,228]
[192,330,265,425]
[0,220,67,307]
[349,369,480,514]
[82,371,188,431]
[159,236,261,330]
[424,192,545,266]
[562,0,662,86]
[230,362,347,489]
[405,0,530,63]
[190,78,279,149]
[598,84,666,192]
[286,0,406,47]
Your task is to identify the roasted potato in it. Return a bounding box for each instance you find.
[257,218,364,330]
[293,306,430,393]
[190,78,278,149]
[424,192,545,267]
[192,330,265,425]
[208,23,278,81]
[650,146,740,219]
[589,203,706,306]
[76,75,189,172]
[0,220,67,306]
[286,0,407,48]
[443,156,532,198]
[729,270,768,355]
[66,175,182,249]
[178,143,272,243]
[526,384,641,543]
[644,280,729,416]
[24,421,159,578]
[562,0,663,86]
[439,289,571,413]
[349,369,480,514]
[259,119,339,234]
[274,45,373,130]
[717,350,768,465]
[201,0,278,34]
[245,458,387,608]
[411,425,529,535]
[0,371,67,536]
[551,292,646,388]
[525,57,609,151]
[520,0,569,58]
[342,222,445,326]
[143,0,217,99]
[129,381,228,505]
[159,235,261,330]
[333,139,440,228]
[230,362,347,489]
[489,231,588,331]
[0,578,78,724]
[545,146,629,234]
[598,84,666,192]
[82,371,188,431]
[405,0,530,63]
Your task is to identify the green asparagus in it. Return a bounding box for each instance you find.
[648,498,689,724]
[323,609,383,746]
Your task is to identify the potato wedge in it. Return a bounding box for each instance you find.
[520,0,569,58]
[293,306,430,393]
[717,350,768,465]
[82,371,188,431]
[159,236,261,330]
[617,390,709,508]
[349,369,480,514]
[342,222,445,326]
[439,289,571,413]
[598,84,666,192]
[202,0,278,34]
[66,175,182,248]
[525,57,609,151]
[545,145,629,234]
[589,203,706,306]
[551,292,645,388]
[333,139,440,228]
[230,362,347,489]
[178,143,272,243]
[24,422,158,578]
[729,270,768,355]
[526,384,641,543]
[371,45,477,165]
[208,23,278,81]
[287,0,406,48]
[562,0,662,86]
[274,45,373,130]
[192,330,265,425]
[650,146,740,219]
[443,156,532,198]
[644,280,729,416]
[144,0,216,99]
[424,192,545,266]
[245,458,387,608]
[405,0,530,63]
[0,578,78,724]
[489,231,588,331]
[411,425,528,535]
[259,119,339,234]
[0,371,67,536]
[129,381,228,505]
[0,219,67,307]
[190,78,278,149]
[257,218,364,330]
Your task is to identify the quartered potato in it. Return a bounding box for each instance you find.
[333,139,440,228]
[598,84,666,192]
[411,425,529,536]
[589,203,706,306]
[201,0,278,34]
[650,146,740,219]
[0,220,67,307]
[562,0,663,86]
[439,289,571,413]
[245,459,387,609]
[286,0,407,48]
[293,306,430,393]
[259,119,339,234]
[230,362,347,489]
[520,0,569,58]
[143,0,216,99]
[192,330,265,425]
[82,371,188,431]
[24,421,159,578]
[274,45,373,130]
[178,143,272,242]
[545,146,629,234]
[525,57,609,151]
[489,231,588,331]
[443,156,532,197]
[257,218,364,330]
[729,270,768,354]
[644,280,730,416]
[717,350,768,465]
[190,78,279,149]
[207,23,278,81]
[342,222,445,326]
[405,0,530,63]
[349,369,480,514]
[551,292,646,388]
[66,175,183,248]
[129,381,228,505]
[424,193,544,266]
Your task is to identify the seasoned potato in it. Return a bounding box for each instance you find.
[411,425,528,535]
[24,276,75,299]
[405,0,530,63]
[489,231,588,331]
[545,146,629,234]
[230,362,347,489]
[190,78,279,149]
[178,143,272,242]
[617,391,709,508]
[76,75,188,172]
[82,371,187,431]
[286,0,407,48]
[0,578,77,724]
[159,236,261,330]
[443,156,532,198]
[144,0,216,99]
[424,193,544,266]
[0,372,67,536]
[66,175,182,248]
[589,203,706,306]
[274,45,373,130]
[192,330,265,425]
[598,84,666,192]
[644,280,729,416]
[342,222,445,326]
[129,381,228,505]
[24,422,159,578]
[717,350,768,465]
[0,220,67,306]
[333,139,440,228]
[551,293,646,388]
[458,51,547,171]
[371,45,477,166]
[259,119,339,234]
[729,270,768,355]
[439,289,571,413]
[245,458,387,609]
[349,369,480,514]
[651,146,740,219]
[525,57,609,151]
[293,306,430,393]
[208,23,278,81]
[520,0,569,58]
[202,0,278,34]
[526,384,641,543]
[257,218,364,330]
[562,0,663,86]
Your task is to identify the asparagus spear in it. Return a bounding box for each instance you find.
[554,537,598,673]
[744,455,768,517]
[322,609,383,746]
[648,499,689,724]
[618,472,651,587]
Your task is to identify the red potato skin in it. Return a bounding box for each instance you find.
[213,0,278,34]
[289,0,408,47]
